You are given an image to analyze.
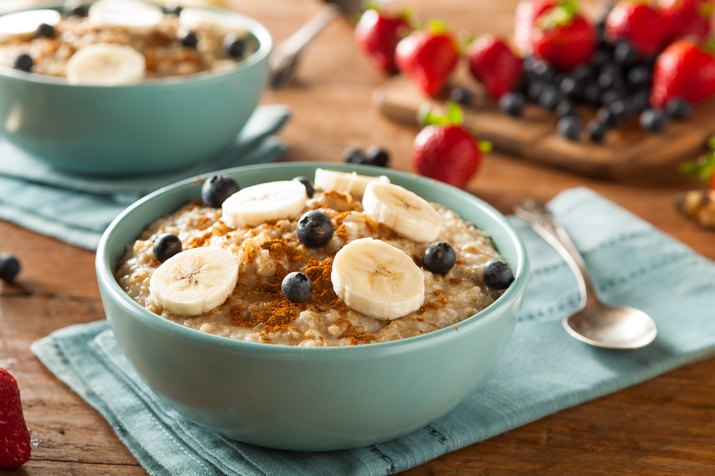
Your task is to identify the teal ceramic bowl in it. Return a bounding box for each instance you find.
[96,163,529,451]
[0,6,271,176]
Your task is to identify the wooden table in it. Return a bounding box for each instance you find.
[1,0,714,474]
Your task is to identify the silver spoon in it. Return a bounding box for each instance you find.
[269,0,364,89]
[514,199,657,349]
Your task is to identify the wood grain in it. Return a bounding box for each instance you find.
[1,0,714,474]
[374,73,715,179]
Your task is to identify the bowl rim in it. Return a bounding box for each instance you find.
[96,162,529,357]
[0,4,272,89]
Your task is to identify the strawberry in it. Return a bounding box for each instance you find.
[467,36,524,98]
[514,0,557,54]
[0,368,31,469]
[606,2,669,56]
[354,8,411,75]
[651,39,715,107]
[395,21,459,97]
[413,104,488,188]
[660,0,713,42]
[528,2,596,71]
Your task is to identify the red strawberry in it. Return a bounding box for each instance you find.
[354,9,411,75]
[0,368,31,469]
[528,2,596,71]
[414,104,486,188]
[660,0,713,42]
[468,36,524,98]
[606,2,669,56]
[514,0,557,54]
[395,22,459,97]
[651,40,715,107]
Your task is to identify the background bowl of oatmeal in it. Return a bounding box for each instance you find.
[0,4,271,176]
[96,162,529,451]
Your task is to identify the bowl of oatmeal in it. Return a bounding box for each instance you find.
[96,162,529,451]
[0,1,271,176]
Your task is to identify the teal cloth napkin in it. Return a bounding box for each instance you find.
[31,188,715,475]
[0,105,289,250]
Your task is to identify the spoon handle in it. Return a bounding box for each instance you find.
[514,200,599,309]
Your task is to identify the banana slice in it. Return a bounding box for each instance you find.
[221,180,307,228]
[149,247,238,316]
[362,182,443,242]
[66,44,146,85]
[89,0,164,33]
[332,238,424,320]
[314,169,390,198]
[179,8,247,35]
[0,9,61,41]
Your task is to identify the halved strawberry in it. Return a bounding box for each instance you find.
[651,39,715,107]
[354,8,411,75]
[395,21,459,97]
[468,36,524,98]
[660,0,713,43]
[606,2,669,56]
[528,1,596,71]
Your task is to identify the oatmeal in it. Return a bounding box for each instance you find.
[0,1,258,83]
[115,170,514,347]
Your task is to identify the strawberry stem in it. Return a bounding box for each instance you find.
[681,136,715,182]
[537,2,579,30]
[419,102,466,127]
[479,140,493,153]
[426,19,448,35]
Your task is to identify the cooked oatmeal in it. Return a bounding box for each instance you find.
[0,4,257,80]
[116,182,512,347]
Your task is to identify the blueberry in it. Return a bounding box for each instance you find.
[366,146,390,167]
[449,87,474,106]
[422,242,456,275]
[593,49,610,67]
[539,86,560,111]
[483,260,514,290]
[281,272,311,302]
[557,116,582,141]
[201,175,240,208]
[153,234,182,262]
[36,23,55,38]
[596,106,615,126]
[627,65,651,87]
[14,54,33,72]
[614,41,639,65]
[559,76,581,98]
[527,81,545,101]
[296,211,334,248]
[556,99,577,118]
[608,100,629,123]
[572,64,594,82]
[640,108,668,132]
[583,83,601,104]
[587,120,608,143]
[598,64,622,90]
[343,147,367,164]
[0,254,21,283]
[600,89,624,106]
[163,5,183,15]
[179,30,198,48]
[629,90,650,113]
[499,92,525,117]
[293,176,315,198]
[223,33,246,59]
[665,97,693,120]
[530,59,554,80]
[66,4,88,17]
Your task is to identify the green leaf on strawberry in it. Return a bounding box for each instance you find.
[537,1,579,30]
[681,136,715,185]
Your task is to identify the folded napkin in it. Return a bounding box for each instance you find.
[32,188,715,475]
[0,105,289,250]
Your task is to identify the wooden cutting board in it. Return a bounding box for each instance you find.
[373,70,715,180]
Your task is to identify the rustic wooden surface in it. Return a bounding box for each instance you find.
[375,72,715,180]
[1,0,714,474]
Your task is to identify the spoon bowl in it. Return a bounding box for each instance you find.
[563,304,658,350]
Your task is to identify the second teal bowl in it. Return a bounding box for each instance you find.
[96,163,529,451]
[0,7,272,176]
